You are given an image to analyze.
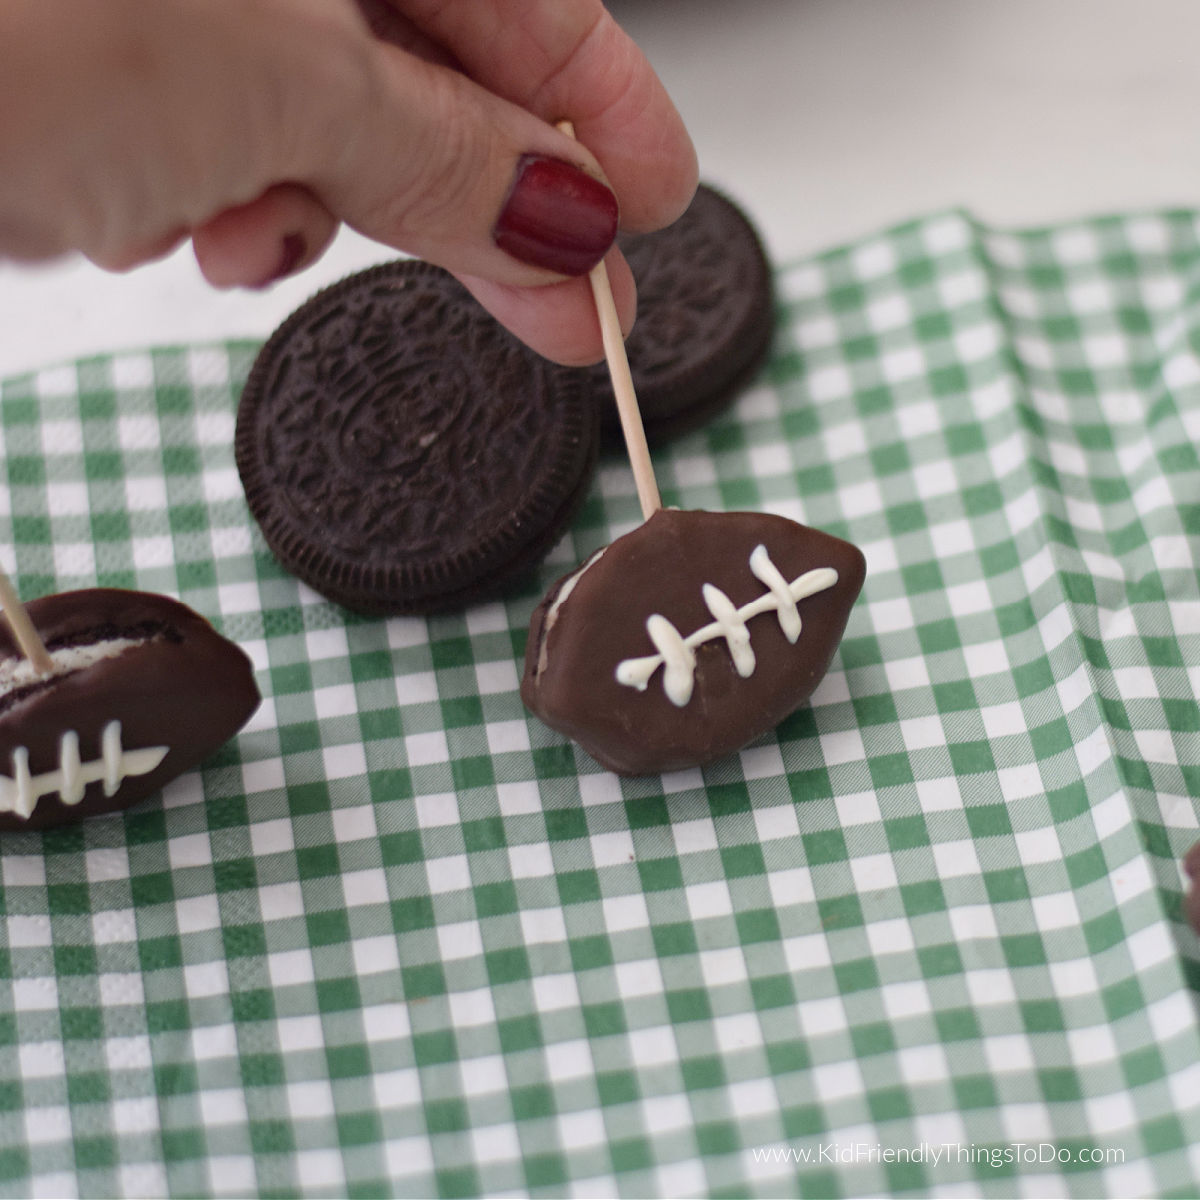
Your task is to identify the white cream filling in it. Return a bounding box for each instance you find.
[536,547,607,677]
[0,637,146,695]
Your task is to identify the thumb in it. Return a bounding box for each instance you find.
[292,40,620,287]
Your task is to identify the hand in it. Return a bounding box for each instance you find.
[0,0,697,364]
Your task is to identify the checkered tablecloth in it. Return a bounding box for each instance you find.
[1,207,1199,1199]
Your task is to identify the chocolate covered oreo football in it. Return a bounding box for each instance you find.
[1184,841,1200,933]
[0,589,259,832]
[236,260,599,615]
[521,508,865,775]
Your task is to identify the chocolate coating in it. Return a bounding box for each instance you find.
[587,184,774,445]
[236,260,599,614]
[521,509,866,775]
[0,589,260,832]
[1184,841,1200,933]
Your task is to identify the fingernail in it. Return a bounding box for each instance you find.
[493,155,618,276]
[255,233,306,288]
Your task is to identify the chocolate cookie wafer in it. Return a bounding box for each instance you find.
[587,183,774,444]
[236,261,599,615]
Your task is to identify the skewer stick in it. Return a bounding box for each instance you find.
[556,121,661,521]
[0,567,52,676]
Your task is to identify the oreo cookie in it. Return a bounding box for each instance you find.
[588,183,774,444]
[236,261,599,615]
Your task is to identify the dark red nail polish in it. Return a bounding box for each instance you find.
[493,155,618,276]
[257,233,306,288]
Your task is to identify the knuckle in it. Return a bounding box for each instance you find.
[362,70,493,252]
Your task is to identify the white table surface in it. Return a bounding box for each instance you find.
[3,0,1200,380]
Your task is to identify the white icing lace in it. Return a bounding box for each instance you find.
[615,545,839,707]
[0,720,168,819]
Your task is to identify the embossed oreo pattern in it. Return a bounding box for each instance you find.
[588,184,774,443]
[237,262,599,614]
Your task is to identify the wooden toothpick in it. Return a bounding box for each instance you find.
[556,121,661,521]
[0,566,53,676]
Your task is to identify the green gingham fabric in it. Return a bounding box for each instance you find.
[1,208,1200,1200]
